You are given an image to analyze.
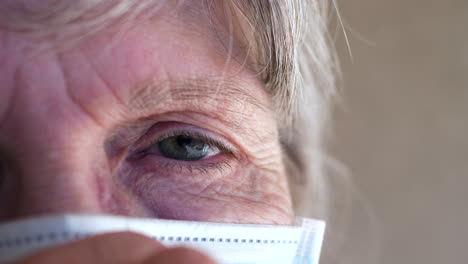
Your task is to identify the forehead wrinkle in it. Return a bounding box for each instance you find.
[127,77,270,115]
[121,77,274,147]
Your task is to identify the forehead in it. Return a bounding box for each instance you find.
[0,2,274,142]
[0,0,250,82]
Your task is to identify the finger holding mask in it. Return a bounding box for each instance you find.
[17,232,216,264]
[0,1,332,263]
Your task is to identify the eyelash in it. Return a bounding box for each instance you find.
[129,123,238,176]
[155,130,231,154]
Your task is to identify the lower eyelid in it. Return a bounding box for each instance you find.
[127,152,237,177]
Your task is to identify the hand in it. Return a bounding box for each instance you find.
[17,232,217,264]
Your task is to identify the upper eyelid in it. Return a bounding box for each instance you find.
[130,122,241,158]
[108,110,268,163]
[123,79,271,148]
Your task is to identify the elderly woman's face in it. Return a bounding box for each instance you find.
[0,8,293,224]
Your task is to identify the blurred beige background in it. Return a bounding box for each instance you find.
[329,0,468,264]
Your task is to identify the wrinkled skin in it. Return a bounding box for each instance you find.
[0,3,294,264]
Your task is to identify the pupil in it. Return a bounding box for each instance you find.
[176,136,193,147]
[158,135,209,161]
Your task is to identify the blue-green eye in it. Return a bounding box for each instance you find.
[158,135,215,161]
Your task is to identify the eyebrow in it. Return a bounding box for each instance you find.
[126,77,269,115]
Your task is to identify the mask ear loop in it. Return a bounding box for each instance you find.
[293,217,326,264]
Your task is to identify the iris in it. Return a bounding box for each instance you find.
[158,135,209,161]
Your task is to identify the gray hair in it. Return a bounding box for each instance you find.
[220,1,338,219]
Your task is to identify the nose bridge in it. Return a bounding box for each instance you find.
[16,159,102,217]
[9,126,105,218]
[0,95,107,218]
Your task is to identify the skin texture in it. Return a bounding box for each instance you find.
[0,3,294,263]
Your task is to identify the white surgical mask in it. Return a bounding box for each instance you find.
[0,215,325,264]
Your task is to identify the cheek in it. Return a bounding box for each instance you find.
[116,160,293,224]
